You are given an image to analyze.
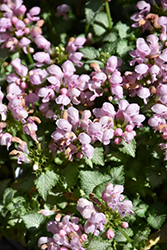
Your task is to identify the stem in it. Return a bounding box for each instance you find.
[27,49,34,65]
[105,0,112,30]
[37,143,41,152]
[117,225,133,244]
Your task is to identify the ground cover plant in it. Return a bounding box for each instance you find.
[1,0,167,249]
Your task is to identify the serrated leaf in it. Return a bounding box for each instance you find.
[80,47,100,60]
[87,236,111,250]
[92,147,105,166]
[94,12,111,28]
[85,0,104,24]
[22,213,45,229]
[116,39,133,57]
[119,139,136,158]
[103,31,118,42]
[134,227,151,244]
[79,170,111,195]
[147,214,166,229]
[93,23,106,36]
[35,170,59,200]
[8,218,19,226]
[109,165,125,185]
[84,147,104,168]
[147,170,166,188]
[115,228,133,242]
[84,156,93,168]
[93,12,111,36]
[135,203,149,218]
[114,21,130,39]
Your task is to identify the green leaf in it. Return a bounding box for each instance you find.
[85,0,104,24]
[103,31,118,42]
[92,147,105,166]
[116,39,133,57]
[118,139,136,158]
[79,170,111,195]
[147,214,166,229]
[114,21,130,39]
[87,236,111,250]
[135,203,149,218]
[115,228,133,242]
[10,52,20,60]
[109,165,125,185]
[35,170,59,200]
[61,162,78,188]
[147,169,166,188]
[22,213,45,229]
[84,147,104,168]
[134,227,151,244]
[79,47,100,60]
[3,188,17,206]
[94,12,110,29]
[93,23,106,36]
[84,156,93,168]
[93,12,111,36]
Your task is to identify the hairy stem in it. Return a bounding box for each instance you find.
[117,225,133,244]
[105,0,112,30]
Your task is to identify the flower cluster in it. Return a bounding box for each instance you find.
[122,0,167,160]
[0,0,51,54]
[39,182,134,249]
[77,182,133,238]
[102,183,134,217]
[38,214,87,250]
[50,100,145,160]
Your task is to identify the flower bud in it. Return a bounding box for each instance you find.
[80,234,87,242]
[106,229,115,239]
[114,128,123,136]
[121,222,129,229]
[114,137,122,145]
[33,164,39,171]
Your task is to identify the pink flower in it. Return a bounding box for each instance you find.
[0,132,12,150]
[34,35,51,51]
[26,6,40,22]
[11,58,28,77]
[19,37,31,54]
[66,36,86,53]
[33,52,51,67]
[57,4,71,20]
[105,56,118,74]
[62,60,76,78]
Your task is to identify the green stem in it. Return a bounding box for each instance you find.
[117,225,133,244]
[37,143,41,152]
[105,0,112,30]
[27,49,34,65]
